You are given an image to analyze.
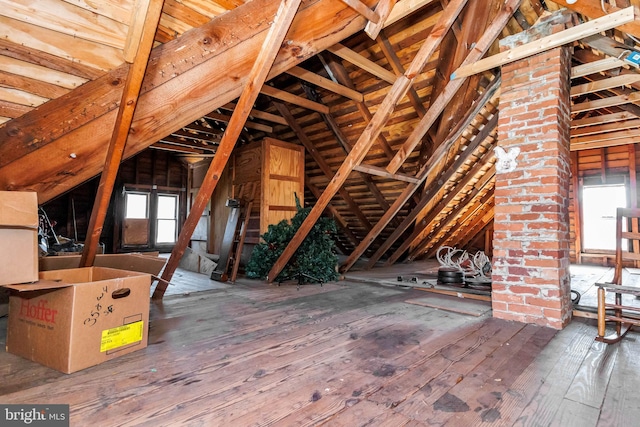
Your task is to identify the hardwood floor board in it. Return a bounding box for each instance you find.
[418,324,555,426]
[1,263,636,426]
[244,321,456,426]
[389,319,527,423]
[72,290,448,426]
[481,320,595,427]
[315,399,402,426]
[549,398,600,427]
[4,313,395,423]
[213,303,465,426]
[563,338,619,409]
[597,335,640,426]
[126,313,442,425]
[364,317,494,408]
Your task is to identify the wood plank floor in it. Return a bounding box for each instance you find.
[1,264,639,426]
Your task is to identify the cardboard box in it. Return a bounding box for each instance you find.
[39,253,167,276]
[4,267,151,373]
[0,191,38,286]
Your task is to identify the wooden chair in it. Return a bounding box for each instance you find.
[596,207,640,343]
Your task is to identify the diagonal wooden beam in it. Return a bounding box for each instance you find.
[365,0,398,39]
[267,0,471,282]
[285,66,364,102]
[411,170,495,259]
[300,82,397,221]
[153,0,303,299]
[452,7,637,80]
[340,0,380,24]
[260,85,330,114]
[385,0,521,174]
[320,53,398,162]
[340,75,500,273]
[80,0,164,268]
[273,100,373,232]
[553,0,640,40]
[369,118,497,268]
[398,165,495,264]
[327,43,397,84]
[352,164,421,183]
[376,31,427,118]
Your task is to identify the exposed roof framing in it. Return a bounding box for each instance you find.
[2,0,640,286]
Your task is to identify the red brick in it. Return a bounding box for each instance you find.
[509,303,544,316]
[492,301,508,312]
[526,296,562,309]
[524,258,562,268]
[508,285,541,295]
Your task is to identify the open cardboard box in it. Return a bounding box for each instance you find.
[4,267,151,373]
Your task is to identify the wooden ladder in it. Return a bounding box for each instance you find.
[210,183,257,282]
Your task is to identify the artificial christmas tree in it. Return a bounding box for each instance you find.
[246,195,339,285]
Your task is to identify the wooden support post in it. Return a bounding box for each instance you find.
[630,145,639,262]
[570,151,583,264]
[267,0,471,282]
[80,0,164,267]
[153,0,302,299]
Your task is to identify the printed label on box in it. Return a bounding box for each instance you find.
[100,321,144,352]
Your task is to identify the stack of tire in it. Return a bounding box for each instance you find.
[437,267,465,287]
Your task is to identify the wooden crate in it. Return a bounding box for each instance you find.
[232,138,305,244]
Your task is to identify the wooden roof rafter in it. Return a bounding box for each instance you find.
[81,0,164,267]
[408,168,496,261]
[382,138,497,266]
[340,71,501,273]
[154,0,304,299]
[266,0,474,282]
[273,100,375,234]
[384,0,522,176]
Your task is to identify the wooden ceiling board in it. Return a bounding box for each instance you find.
[3,0,640,269]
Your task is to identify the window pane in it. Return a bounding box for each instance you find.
[125,193,148,219]
[156,219,176,243]
[157,195,177,220]
[582,184,627,251]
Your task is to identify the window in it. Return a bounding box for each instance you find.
[156,194,178,244]
[582,183,627,251]
[125,193,148,219]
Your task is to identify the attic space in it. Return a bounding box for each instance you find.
[0,0,640,318]
[3,0,640,424]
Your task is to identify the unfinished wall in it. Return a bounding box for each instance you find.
[492,13,573,329]
[570,145,640,265]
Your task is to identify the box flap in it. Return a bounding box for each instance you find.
[39,253,167,275]
[3,279,73,292]
[0,191,38,228]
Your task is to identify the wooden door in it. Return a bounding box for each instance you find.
[261,138,305,234]
[123,191,150,247]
